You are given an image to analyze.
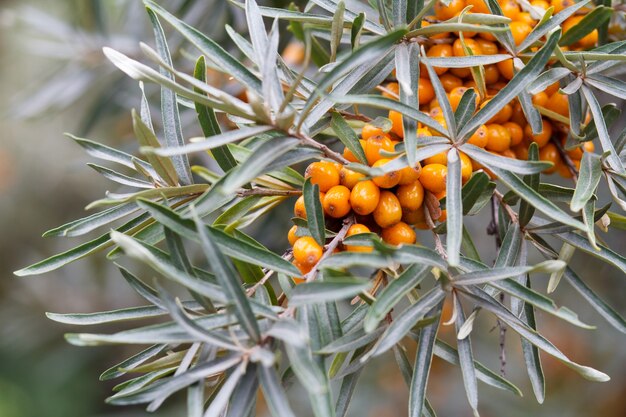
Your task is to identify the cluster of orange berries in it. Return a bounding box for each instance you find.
[288,0,597,276]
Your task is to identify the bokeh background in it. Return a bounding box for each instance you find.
[0,1,624,416]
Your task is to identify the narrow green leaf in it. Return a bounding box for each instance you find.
[132,108,178,186]
[303,178,326,246]
[559,6,612,47]
[331,112,367,164]
[519,143,540,227]
[100,344,167,381]
[289,279,370,306]
[519,277,545,404]
[351,12,365,49]
[453,294,478,413]
[446,149,463,266]
[260,365,297,417]
[460,143,552,174]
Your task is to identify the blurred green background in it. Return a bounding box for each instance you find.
[0,1,624,416]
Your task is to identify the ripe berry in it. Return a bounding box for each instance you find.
[339,167,365,189]
[373,191,403,228]
[524,119,553,148]
[372,159,401,188]
[486,124,512,152]
[362,124,386,140]
[418,78,435,105]
[294,193,324,219]
[364,134,394,165]
[343,139,366,162]
[397,180,425,211]
[546,91,569,118]
[503,122,524,146]
[439,73,463,92]
[350,180,381,215]
[388,110,405,138]
[539,143,561,174]
[459,152,473,183]
[419,164,448,193]
[496,57,514,80]
[398,163,422,185]
[434,0,466,20]
[323,185,352,218]
[426,44,453,75]
[288,225,299,246]
[344,224,373,252]
[509,21,533,46]
[467,125,489,148]
[305,161,340,192]
[293,236,323,267]
[381,221,416,246]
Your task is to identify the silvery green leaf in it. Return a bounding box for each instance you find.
[585,74,626,101]
[528,68,571,95]
[364,264,431,332]
[330,1,345,62]
[460,144,551,174]
[453,260,565,286]
[454,88,477,130]
[309,0,385,34]
[45,302,194,326]
[43,202,140,238]
[331,112,367,164]
[351,12,365,49]
[558,6,612,47]
[203,365,245,417]
[100,344,167,381]
[289,279,370,306]
[424,52,456,138]
[87,164,153,189]
[425,54,510,68]
[446,149,463,266]
[518,90,543,135]
[571,152,603,212]
[453,295,478,414]
[225,364,258,417]
[147,9,192,185]
[518,277,545,404]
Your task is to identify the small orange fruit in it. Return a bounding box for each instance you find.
[539,143,561,174]
[440,73,463,92]
[419,164,448,193]
[546,91,569,118]
[365,135,394,165]
[467,125,489,148]
[350,180,381,215]
[305,161,340,192]
[323,185,352,218]
[503,122,524,146]
[288,225,299,246]
[339,167,365,189]
[372,159,401,188]
[389,110,405,138]
[524,119,553,148]
[426,44,453,75]
[293,236,323,267]
[418,78,435,105]
[459,152,473,183]
[362,124,386,140]
[397,180,425,211]
[373,191,403,228]
[343,139,366,163]
[485,124,512,152]
[344,224,373,252]
[398,162,422,185]
[382,222,417,246]
[435,0,466,20]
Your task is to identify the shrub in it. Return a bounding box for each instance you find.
[16,0,626,416]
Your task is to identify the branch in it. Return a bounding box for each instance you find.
[424,193,447,259]
[237,188,301,197]
[294,131,350,164]
[552,138,579,181]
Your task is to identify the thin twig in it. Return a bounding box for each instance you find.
[246,253,293,297]
[552,138,580,181]
[493,189,519,224]
[294,131,350,164]
[424,194,447,259]
[237,188,302,197]
[338,110,372,123]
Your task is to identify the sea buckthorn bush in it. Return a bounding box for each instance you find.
[16,0,626,416]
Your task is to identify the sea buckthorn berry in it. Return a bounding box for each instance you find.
[510,102,528,127]
[398,163,422,185]
[509,21,533,46]
[288,225,299,246]
[499,148,517,159]
[365,134,394,165]
[419,164,448,193]
[475,38,498,55]
[294,193,324,219]
[484,64,500,84]
[343,139,366,162]
[373,190,403,228]
[524,119,553,148]
[372,159,401,189]
[551,0,574,14]
[453,38,482,57]
[323,185,352,218]
[467,124,489,148]
[420,20,450,40]
[517,12,536,25]
[434,0,466,20]
[545,81,560,96]
[293,236,323,267]
[389,110,404,138]
[503,122,524,146]
[340,167,365,189]
[293,260,312,278]
[362,124,385,140]
[532,91,549,108]
[429,107,443,118]
[539,143,561,174]
[500,0,521,20]
[305,161,340,192]
[486,124,512,152]
[417,127,432,137]
[496,57,514,80]
[440,73,463,92]
[424,151,448,166]
[397,180,425,211]
[344,224,373,252]
[282,42,305,66]
[426,44,453,75]
[382,222,416,246]
[451,66,472,79]
[459,152,473,183]
[382,82,400,99]
[418,78,435,105]
[546,91,569,117]
[449,86,479,111]
[350,180,380,215]
[466,0,490,13]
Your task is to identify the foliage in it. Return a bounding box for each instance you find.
[15,0,626,416]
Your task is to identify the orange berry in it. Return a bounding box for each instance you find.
[323,185,352,218]
[293,192,324,219]
[418,78,435,105]
[419,164,448,193]
[449,86,479,112]
[475,39,498,55]
[293,236,323,267]
[288,225,299,246]
[381,221,416,246]
[382,82,400,99]
[496,57,514,80]
[486,124,512,152]
[389,110,405,138]
[424,151,449,166]
[305,161,340,192]
[484,64,500,84]
[466,0,490,13]
[503,122,524,146]
[453,38,482,57]
[509,21,533,46]
[539,143,561,174]
[467,125,489,148]
[372,159,401,188]
[397,180,425,211]
[435,0,466,20]
[282,42,305,66]
[440,73,464,92]
[426,44,453,75]
[339,167,365,189]
[499,148,517,159]
[350,180,380,215]
[532,91,549,108]
[512,143,530,160]
[365,135,394,165]
[398,163,422,185]
[500,0,521,20]
[546,91,569,118]
[545,81,560,96]
[344,224,373,252]
[551,0,574,14]
[525,119,553,148]
[450,67,472,79]
[373,190,403,228]
[293,260,312,278]
[510,102,528,128]
[362,124,385,140]
[459,152,473,183]
[531,0,550,10]
[517,12,536,25]
[343,140,366,163]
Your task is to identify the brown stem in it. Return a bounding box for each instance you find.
[552,138,579,181]
[237,188,301,197]
[295,132,350,164]
[424,194,447,259]
[338,110,372,123]
[246,252,293,297]
[493,189,519,224]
